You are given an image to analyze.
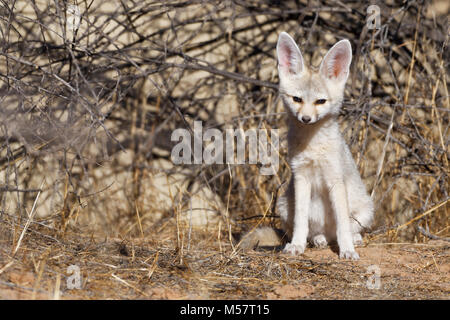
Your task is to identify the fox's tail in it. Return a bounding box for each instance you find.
[236,227,286,251]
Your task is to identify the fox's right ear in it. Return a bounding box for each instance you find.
[319,39,352,83]
[277,32,304,75]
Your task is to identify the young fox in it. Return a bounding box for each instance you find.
[273,32,374,260]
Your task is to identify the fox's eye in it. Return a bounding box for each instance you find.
[315,99,327,105]
[293,96,303,103]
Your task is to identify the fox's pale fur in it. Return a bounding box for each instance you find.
[242,33,374,260]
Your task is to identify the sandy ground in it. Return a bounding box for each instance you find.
[0,225,448,300]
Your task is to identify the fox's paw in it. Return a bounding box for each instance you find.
[339,250,360,260]
[353,233,363,246]
[312,234,328,248]
[283,243,305,256]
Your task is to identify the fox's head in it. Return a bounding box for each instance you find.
[277,32,352,124]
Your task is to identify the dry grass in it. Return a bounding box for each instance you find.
[0,0,448,299]
[0,221,448,299]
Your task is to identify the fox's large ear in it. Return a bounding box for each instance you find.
[319,39,352,83]
[277,32,304,75]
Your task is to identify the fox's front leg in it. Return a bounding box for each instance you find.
[283,174,311,255]
[327,178,359,260]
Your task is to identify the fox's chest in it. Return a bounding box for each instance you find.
[289,155,328,197]
[287,120,346,173]
[289,137,346,191]
[289,139,340,168]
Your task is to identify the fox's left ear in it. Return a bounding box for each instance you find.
[319,39,352,83]
[277,32,304,76]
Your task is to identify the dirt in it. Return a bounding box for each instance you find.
[0,224,448,300]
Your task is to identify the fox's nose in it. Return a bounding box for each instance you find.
[302,116,311,123]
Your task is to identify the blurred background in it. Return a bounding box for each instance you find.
[0,0,448,246]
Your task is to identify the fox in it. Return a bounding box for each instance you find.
[240,32,374,260]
